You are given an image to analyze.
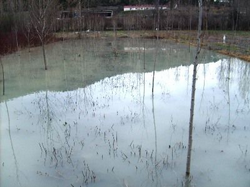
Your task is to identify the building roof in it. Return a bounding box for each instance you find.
[124,4,168,8]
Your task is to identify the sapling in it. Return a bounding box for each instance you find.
[29,0,59,70]
[152,0,160,94]
[185,0,203,178]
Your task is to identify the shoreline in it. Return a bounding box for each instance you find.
[54,30,250,62]
[1,30,249,63]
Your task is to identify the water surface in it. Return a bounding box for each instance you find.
[1,38,250,187]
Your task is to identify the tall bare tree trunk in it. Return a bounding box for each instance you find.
[186,0,203,178]
[42,41,48,70]
[152,0,160,94]
[10,0,19,50]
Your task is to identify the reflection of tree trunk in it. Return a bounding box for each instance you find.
[142,72,146,128]
[152,95,157,164]
[46,91,50,125]
[199,63,206,108]
[5,101,21,185]
[143,40,146,70]
[152,39,158,94]
[152,94,158,184]
[226,60,231,142]
[152,48,156,94]
[0,57,5,95]
[45,91,53,151]
[186,0,203,178]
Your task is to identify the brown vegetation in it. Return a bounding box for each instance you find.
[0,31,60,55]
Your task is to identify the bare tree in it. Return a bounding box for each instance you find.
[152,0,160,94]
[185,0,203,178]
[21,14,32,52]
[9,0,21,50]
[29,0,59,70]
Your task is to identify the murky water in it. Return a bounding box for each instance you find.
[1,38,250,187]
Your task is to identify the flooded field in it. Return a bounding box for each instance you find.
[0,38,250,187]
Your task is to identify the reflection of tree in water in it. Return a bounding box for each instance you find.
[36,91,76,167]
[218,59,249,98]
[215,58,250,178]
[217,59,232,89]
[31,89,97,185]
[218,59,250,110]
[151,94,160,187]
[5,101,21,186]
[237,61,250,103]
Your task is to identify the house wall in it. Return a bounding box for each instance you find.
[124,5,168,12]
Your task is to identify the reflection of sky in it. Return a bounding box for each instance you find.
[1,58,250,187]
[0,38,222,102]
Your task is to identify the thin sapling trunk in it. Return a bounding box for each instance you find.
[152,0,160,94]
[42,40,48,70]
[186,0,203,178]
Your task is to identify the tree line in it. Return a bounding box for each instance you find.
[0,0,248,10]
[0,0,249,56]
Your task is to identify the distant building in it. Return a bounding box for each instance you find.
[214,0,230,5]
[124,5,169,12]
[214,0,229,2]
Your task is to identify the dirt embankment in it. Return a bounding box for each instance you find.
[55,30,250,62]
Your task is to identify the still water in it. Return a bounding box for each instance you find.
[0,38,250,187]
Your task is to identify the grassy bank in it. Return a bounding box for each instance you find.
[54,30,250,62]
